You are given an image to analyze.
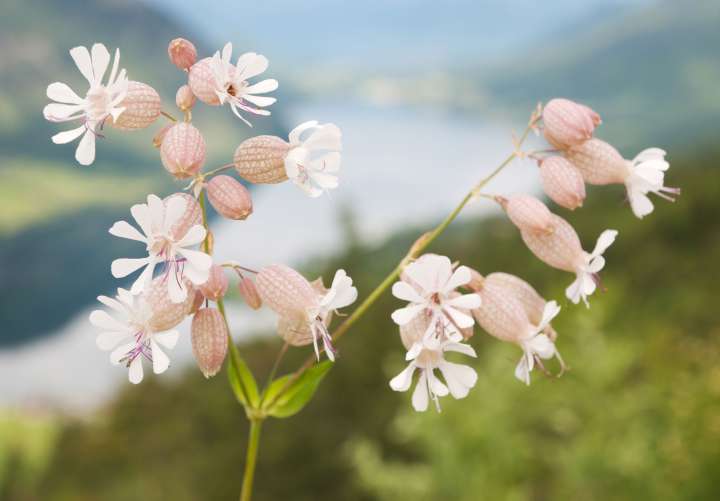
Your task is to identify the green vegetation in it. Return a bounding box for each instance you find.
[1,144,716,500]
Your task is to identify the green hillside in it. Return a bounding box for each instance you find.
[3,143,715,500]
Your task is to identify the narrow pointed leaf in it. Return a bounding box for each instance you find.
[226,337,260,408]
[263,361,333,418]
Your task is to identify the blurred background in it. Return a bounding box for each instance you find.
[1,0,719,499]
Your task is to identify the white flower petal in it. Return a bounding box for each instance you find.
[243,94,276,107]
[89,309,128,332]
[514,354,531,385]
[303,124,342,151]
[445,293,481,310]
[235,52,268,80]
[628,189,654,219]
[176,225,207,247]
[109,220,147,242]
[154,330,180,349]
[111,257,150,278]
[47,82,83,104]
[390,304,425,326]
[44,103,84,121]
[69,45,94,84]
[75,129,96,165]
[591,229,618,258]
[168,273,188,303]
[96,331,130,351]
[443,342,477,358]
[128,357,144,384]
[288,120,319,145]
[129,260,157,295]
[90,43,110,84]
[150,340,171,374]
[439,361,477,399]
[243,78,278,95]
[176,248,212,272]
[443,265,472,293]
[183,262,211,286]
[392,281,425,303]
[411,371,429,411]
[51,125,86,144]
[109,342,135,365]
[163,195,187,233]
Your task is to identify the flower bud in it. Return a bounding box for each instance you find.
[539,156,586,210]
[498,194,554,234]
[189,290,205,314]
[168,38,197,70]
[153,123,172,148]
[188,57,221,105]
[472,280,529,344]
[191,308,229,378]
[110,81,161,130]
[198,265,228,301]
[146,276,195,332]
[238,276,262,310]
[542,98,601,149]
[175,84,196,112]
[206,175,253,220]
[256,264,318,319]
[233,135,291,184]
[520,214,583,273]
[565,138,629,185]
[160,123,206,179]
[164,192,202,240]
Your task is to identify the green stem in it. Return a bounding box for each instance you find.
[240,419,263,501]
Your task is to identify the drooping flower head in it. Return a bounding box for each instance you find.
[389,339,477,412]
[285,121,343,197]
[469,275,564,385]
[189,43,277,125]
[542,98,601,149]
[109,194,212,303]
[43,43,129,165]
[391,254,481,343]
[89,284,187,384]
[538,156,586,210]
[256,265,357,361]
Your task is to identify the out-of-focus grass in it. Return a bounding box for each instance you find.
[0,158,159,235]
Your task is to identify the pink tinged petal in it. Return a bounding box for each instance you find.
[128,357,144,384]
[591,229,618,258]
[390,363,416,392]
[44,103,84,120]
[235,52,269,80]
[51,125,86,144]
[445,293,481,310]
[439,361,477,398]
[89,309,128,332]
[391,304,425,326]
[442,265,472,293]
[163,196,188,233]
[514,354,531,385]
[443,342,477,358]
[90,43,111,84]
[176,248,212,272]
[154,330,179,349]
[111,257,150,278]
[176,225,206,247]
[47,82,83,104]
[75,130,96,165]
[110,342,135,365]
[69,45,94,83]
[411,372,430,411]
[109,220,147,242]
[288,120,319,145]
[150,340,171,374]
[243,78,278,95]
[96,331,130,351]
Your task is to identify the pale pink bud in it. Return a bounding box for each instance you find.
[175,84,196,111]
[485,273,557,341]
[206,175,253,220]
[498,194,555,234]
[238,277,262,310]
[110,81,161,131]
[565,138,629,185]
[199,265,229,301]
[471,280,530,344]
[191,308,229,378]
[189,290,205,315]
[146,276,195,332]
[539,156,586,210]
[163,192,202,240]
[188,58,221,105]
[233,135,291,184]
[542,98,601,149]
[160,123,206,179]
[520,214,583,272]
[168,38,197,70]
[255,264,318,319]
[153,123,172,148]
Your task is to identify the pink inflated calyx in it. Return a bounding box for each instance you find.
[497,194,555,234]
[539,156,586,210]
[206,175,253,220]
[238,276,262,310]
[160,123,206,179]
[199,265,229,301]
[168,38,197,71]
[565,138,629,185]
[191,308,229,378]
[188,57,220,105]
[233,135,291,184]
[110,81,161,130]
[542,98,601,149]
[175,84,196,112]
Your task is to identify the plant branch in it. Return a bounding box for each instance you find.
[240,419,263,501]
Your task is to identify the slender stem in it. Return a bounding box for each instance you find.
[262,342,289,398]
[205,163,236,177]
[266,120,537,406]
[240,419,263,501]
[198,190,210,253]
[161,110,178,122]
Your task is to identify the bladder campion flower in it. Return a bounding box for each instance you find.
[285,121,343,197]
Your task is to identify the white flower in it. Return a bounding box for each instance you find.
[109,194,212,303]
[43,43,129,166]
[513,301,565,385]
[391,255,481,341]
[284,121,343,197]
[89,288,179,384]
[624,148,680,219]
[565,229,618,307]
[309,269,358,361]
[210,42,278,125]
[389,340,478,412]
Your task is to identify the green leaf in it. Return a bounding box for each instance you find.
[226,338,260,408]
[262,361,333,419]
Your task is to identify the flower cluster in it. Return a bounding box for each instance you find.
[41,38,351,382]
